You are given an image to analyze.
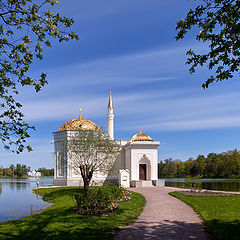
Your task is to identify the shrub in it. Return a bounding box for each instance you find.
[184,176,202,192]
[74,183,131,216]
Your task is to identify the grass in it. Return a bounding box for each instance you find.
[0,187,145,240]
[170,191,240,240]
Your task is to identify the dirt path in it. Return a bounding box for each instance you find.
[115,187,209,240]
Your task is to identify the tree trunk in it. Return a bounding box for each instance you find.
[83,177,90,190]
[80,166,93,191]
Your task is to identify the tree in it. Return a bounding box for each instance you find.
[37,167,54,176]
[205,153,217,176]
[9,163,15,172]
[2,167,13,176]
[162,158,178,177]
[15,163,23,176]
[175,160,185,177]
[66,130,120,190]
[184,157,194,176]
[176,0,240,88]
[0,0,78,153]
[158,161,165,178]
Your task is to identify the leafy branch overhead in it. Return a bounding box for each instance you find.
[176,0,240,88]
[0,0,79,153]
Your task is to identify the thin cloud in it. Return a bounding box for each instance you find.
[21,85,240,133]
[145,116,240,131]
[35,44,190,94]
[115,90,240,131]
[0,138,53,169]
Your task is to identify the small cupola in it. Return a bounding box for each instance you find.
[130,129,153,142]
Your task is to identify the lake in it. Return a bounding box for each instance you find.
[164,178,240,192]
[0,176,53,222]
[1,177,240,223]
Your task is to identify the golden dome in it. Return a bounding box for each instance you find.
[58,118,101,132]
[130,129,153,142]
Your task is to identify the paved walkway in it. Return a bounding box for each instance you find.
[115,187,209,240]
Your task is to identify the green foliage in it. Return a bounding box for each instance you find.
[176,0,240,88]
[0,187,145,240]
[158,148,240,178]
[15,163,24,177]
[184,176,202,191]
[37,167,54,176]
[0,162,29,176]
[0,0,78,153]
[170,191,240,240]
[74,183,131,216]
[0,164,53,176]
[1,167,13,176]
[67,130,120,190]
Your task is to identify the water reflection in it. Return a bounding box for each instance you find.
[0,177,29,192]
[164,178,240,192]
[2,177,240,223]
[0,177,53,222]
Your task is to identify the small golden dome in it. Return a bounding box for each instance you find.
[58,118,101,132]
[130,129,153,142]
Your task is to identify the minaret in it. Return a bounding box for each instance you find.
[108,91,114,140]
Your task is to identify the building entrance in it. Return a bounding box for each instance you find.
[139,164,147,180]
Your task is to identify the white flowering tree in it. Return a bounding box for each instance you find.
[66,130,120,190]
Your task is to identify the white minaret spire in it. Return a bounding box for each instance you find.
[108,91,114,140]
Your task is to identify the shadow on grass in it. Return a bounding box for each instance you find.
[36,187,80,202]
[0,206,120,240]
[0,189,145,240]
[170,191,240,240]
[205,219,240,240]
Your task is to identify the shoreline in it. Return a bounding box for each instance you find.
[0,187,145,240]
[164,186,240,194]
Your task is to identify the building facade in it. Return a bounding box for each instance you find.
[53,93,160,187]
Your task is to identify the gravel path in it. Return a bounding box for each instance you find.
[115,187,209,240]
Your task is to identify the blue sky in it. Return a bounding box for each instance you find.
[1,0,240,169]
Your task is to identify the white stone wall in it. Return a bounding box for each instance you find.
[53,130,118,186]
[53,130,160,186]
[125,147,131,178]
[122,141,160,181]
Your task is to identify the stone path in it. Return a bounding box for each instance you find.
[114,187,209,240]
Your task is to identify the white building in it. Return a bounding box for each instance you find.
[53,92,162,187]
[27,170,41,177]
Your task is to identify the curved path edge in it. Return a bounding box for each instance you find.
[114,187,209,240]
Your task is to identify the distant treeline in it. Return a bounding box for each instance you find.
[0,164,30,177]
[37,167,54,176]
[0,164,54,177]
[158,149,240,178]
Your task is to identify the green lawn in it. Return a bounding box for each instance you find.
[0,187,145,240]
[170,191,240,240]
